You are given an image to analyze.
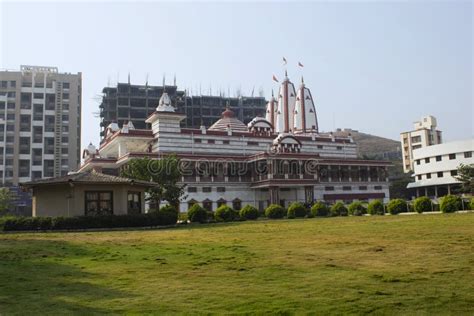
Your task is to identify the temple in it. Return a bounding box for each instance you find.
[80,73,391,212]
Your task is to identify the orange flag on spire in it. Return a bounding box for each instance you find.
[298,61,304,67]
[272,75,279,83]
[282,57,287,65]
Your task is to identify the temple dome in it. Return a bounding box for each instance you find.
[209,108,248,132]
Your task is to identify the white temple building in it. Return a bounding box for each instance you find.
[81,74,391,212]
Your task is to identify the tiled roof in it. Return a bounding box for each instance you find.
[21,170,154,187]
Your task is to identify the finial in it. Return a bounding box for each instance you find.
[271,89,274,98]
[162,74,166,92]
[285,69,288,78]
[301,76,304,85]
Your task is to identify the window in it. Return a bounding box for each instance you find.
[0,81,7,88]
[336,146,343,150]
[317,145,323,149]
[62,93,69,100]
[325,186,334,191]
[232,199,242,211]
[202,199,213,211]
[426,173,431,179]
[417,175,422,180]
[33,126,43,143]
[187,199,197,209]
[85,191,113,215]
[342,186,351,191]
[374,186,382,190]
[411,136,421,143]
[248,141,259,146]
[451,170,457,176]
[7,102,15,109]
[7,92,15,98]
[33,93,43,99]
[416,160,420,165]
[19,159,30,177]
[194,139,201,143]
[358,186,367,190]
[449,153,456,160]
[216,187,225,192]
[207,139,215,144]
[223,140,230,145]
[63,103,69,111]
[188,187,197,193]
[217,199,227,208]
[202,187,212,193]
[20,115,31,132]
[33,104,43,121]
[62,126,69,133]
[62,82,70,89]
[425,158,430,163]
[10,81,16,88]
[437,172,443,178]
[62,114,69,122]
[127,192,141,214]
[61,136,68,143]
[6,124,14,132]
[464,151,472,158]
[19,137,30,154]
[61,147,68,154]
[6,113,14,121]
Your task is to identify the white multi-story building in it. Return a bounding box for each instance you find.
[0,65,82,186]
[407,139,473,198]
[80,73,391,214]
[400,115,442,173]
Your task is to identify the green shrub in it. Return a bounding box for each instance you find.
[265,204,286,219]
[413,197,432,213]
[239,205,259,220]
[348,201,366,216]
[440,195,462,213]
[311,202,329,217]
[330,202,348,217]
[155,205,179,224]
[187,204,208,223]
[386,199,407,215]
[287,202,307,219]
[214,205,236,222]
[367,200,385,215]
[0,212,177,232]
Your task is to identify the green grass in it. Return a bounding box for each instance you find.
[1,214,473,315]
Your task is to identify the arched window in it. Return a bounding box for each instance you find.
[217,198,227,208]
[187,199,197,210]
[202,199,213,212]
[232,198,242,211]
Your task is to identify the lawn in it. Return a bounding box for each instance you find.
[0,214,473,315]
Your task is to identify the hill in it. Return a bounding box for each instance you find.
[332,128,401,161]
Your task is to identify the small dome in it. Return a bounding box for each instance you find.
[222,108,235,118]
[87,143,96,153]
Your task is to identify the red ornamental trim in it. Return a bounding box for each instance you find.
[323,193,386,200]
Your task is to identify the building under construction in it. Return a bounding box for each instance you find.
[99,82,266,141]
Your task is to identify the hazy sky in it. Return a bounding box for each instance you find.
[1,1,472,151]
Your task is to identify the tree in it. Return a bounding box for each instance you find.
[454,163,474,194]
[0,188,12,216]
[120,155,186,210]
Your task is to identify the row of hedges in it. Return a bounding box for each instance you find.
[186,195,473,223]
[0,205,178,232]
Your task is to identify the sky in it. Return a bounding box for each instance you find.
[1,1,472,151]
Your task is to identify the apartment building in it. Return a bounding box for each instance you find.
[0,65,82,186]
[99,82,266,141]
[400,115,442,173]
[407,139,473,198]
